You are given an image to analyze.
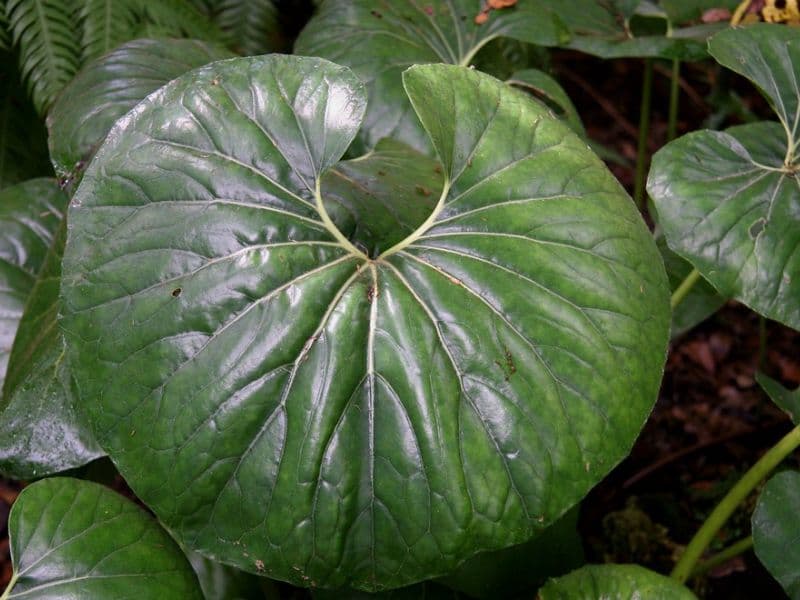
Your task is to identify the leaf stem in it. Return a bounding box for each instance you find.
[690,536,754,577]
[0,572,17,600]
[667,59,680,142]
[314,178,368,259]
[671,425,800,583]
[458,35,497,67]
[377,179,451,259]
[670,268,701,310]
[634,59,653,207]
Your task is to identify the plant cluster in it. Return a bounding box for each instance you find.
[0,1,799,598]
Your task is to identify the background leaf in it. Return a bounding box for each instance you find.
[295,0,569,153]
[752,470,800,600]
[3,477,203,599]
[0,222,102,479]
[46,37,234,182]
[0,178,65,389]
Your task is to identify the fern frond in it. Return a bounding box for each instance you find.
[79,0,138,62]
[213,0,280,55]
[0,12,10,51]
[5,0,81,114]
[133,0,223,43]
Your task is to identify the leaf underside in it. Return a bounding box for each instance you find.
[61,55,669,590]
[538,564,698,599]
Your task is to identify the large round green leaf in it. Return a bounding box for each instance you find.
[2,477,203,599]
[46,37,234,183]
[753,470,800,599]
[60,55,670,590]
[294,0,569,153]
[0,179,65,389]
[649,25,800,330]
[0,220,102,479]
[538,564,697,599]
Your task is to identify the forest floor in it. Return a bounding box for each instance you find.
[2,50,798,599]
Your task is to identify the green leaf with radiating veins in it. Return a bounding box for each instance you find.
[47,37,234,184]
[538,564,698,599]
[649,25,800,330]
[753,471,800,599]
[0,221,103,479]
[294,0,569,154]
[1,477,203,599]
[60,55,670,591]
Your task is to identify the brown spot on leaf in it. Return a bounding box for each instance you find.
[171,287,182,297]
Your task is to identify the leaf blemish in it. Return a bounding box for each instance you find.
[370,9,382,18]
[415,184,431,196]
[749,217,766,239]
[172,287,182,297]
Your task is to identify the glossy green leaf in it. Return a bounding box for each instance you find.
[294,0,569,153]
[47,37,234,182]
[61,56,670,590]
[0,179,65,389]
[539,0,724,59]
[655,233,725,338]
[507,69,586,138]
[753,470,800,599]
[756,372,800,425]
[650,26,800,330]
[0,222,102,479]
[2,477,203,599]
[538,564,698,599]
[649,121,800,329]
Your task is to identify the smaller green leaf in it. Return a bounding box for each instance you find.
[47,37,233,182]
[507,69,586,138]
[3,477,203,599]
[538,564,698,599]
[0,222,102,479]
[757,372,800,425]
[753,470,800,599]
[709,24,800,140]
[320,139,443,257]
